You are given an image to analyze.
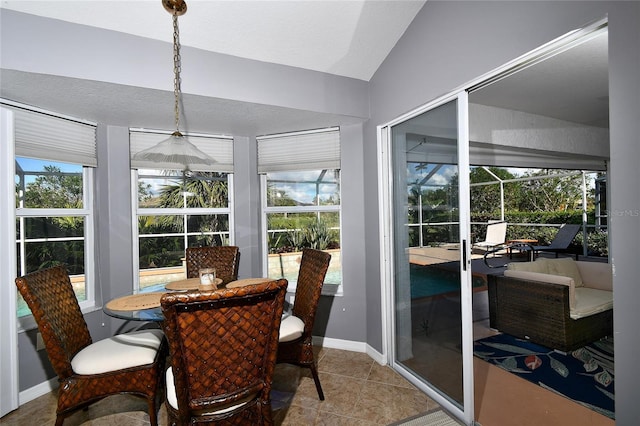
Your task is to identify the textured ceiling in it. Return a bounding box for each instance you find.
[0,0,426,81]
[1,1,609,135]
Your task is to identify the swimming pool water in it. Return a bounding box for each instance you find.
[409,264,486,299]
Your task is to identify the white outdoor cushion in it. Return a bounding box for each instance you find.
[576,261,613,291]
[71,329,163,375]
[506,258,549,274]
[165,367,249,414]
[546,258,584,287]
[503,270,575,310]
[279,315,304,343]
[571,287,614,319]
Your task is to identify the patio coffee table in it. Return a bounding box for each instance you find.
[507,239,538,259]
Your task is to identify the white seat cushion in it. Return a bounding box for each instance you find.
[571,287,613,319]
[279,315,304,343]
[165,367,248,414]
[71,329,163,375]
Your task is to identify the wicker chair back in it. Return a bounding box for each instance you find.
[160,279,287,425]
[185,245,240,285]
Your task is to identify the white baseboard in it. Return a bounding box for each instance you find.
[312,336,366,353]
[366,344,386,365]
[19,377,57,405]
[310,336,387,367]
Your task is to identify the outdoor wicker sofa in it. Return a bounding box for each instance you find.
[487,258,613,352]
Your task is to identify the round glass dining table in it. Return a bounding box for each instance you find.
[103,279,201,322]
[103,303,164,322]
[103,277,287,322]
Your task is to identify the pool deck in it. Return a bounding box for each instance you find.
[408,246,510,285]
[408,245,607,287]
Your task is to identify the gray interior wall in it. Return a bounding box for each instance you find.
[315,122,367,342]
[5,3,638,422]
[231,135,262,279]
[607,3,640,423]
[0,9,370,130]
[366,1,639,422]
[3,9,370,393]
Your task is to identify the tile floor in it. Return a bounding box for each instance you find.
[0,347,448,425]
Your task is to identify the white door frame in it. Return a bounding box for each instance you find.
[377,16,608,426]
[1,107,19,416]
[378,90,474,424]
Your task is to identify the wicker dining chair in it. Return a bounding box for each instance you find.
[185,246,240,286]
[160,279,288,425]
[277,248,331,400]
[15,265,166,426]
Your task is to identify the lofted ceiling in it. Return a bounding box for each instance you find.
[0,0,426,82]
[0,0,425,135]
[1,1,609,137]
[470,30,609,129]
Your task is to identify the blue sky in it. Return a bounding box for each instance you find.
[15,157,82,185]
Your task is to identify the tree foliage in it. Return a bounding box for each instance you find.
[137,173,230,267]
[515,169,583,212]
[21,165,83,209]
[470,167,519,215]
[18,166,85,273]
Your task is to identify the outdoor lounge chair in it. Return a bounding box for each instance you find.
[529,224,581,259]
[473,221,507,252]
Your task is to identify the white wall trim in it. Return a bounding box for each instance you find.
[366,344,386,365]
[0,108,19,417]
[312,336,366,354]
[18,377,58,406]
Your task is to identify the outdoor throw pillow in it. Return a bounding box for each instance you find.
[506,258,549,274]
[546,258,583,287]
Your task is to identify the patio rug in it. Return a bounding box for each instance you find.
[473,333,614,419]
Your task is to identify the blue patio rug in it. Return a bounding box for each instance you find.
[473,333,614,419]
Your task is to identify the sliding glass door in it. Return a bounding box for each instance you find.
[381,92,473,423]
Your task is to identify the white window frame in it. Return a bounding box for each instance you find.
[3,99,98,332]
[260,171,343,296]
[15,163,97,332]
[131,169,235,291]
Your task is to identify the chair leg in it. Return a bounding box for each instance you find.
[308,363,324,401]
[147,398,158,426]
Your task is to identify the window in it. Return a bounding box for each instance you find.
[5,102,97,325]
[130,130,234,291]
[258,128,342,294]
[15,159,95,318]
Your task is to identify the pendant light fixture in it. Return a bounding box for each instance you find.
[133,0,214,176]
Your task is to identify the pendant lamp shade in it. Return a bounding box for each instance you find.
[133,131,215,172]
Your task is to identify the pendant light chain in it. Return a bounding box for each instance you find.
[172,13,182,134]
[132,0,215,171]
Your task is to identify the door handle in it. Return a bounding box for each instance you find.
[462,239,467,271]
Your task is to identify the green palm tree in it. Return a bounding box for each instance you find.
[158,173,229,245]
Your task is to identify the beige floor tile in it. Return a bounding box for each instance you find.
[1,348,460,426]
[292,372,366,416]
[367,362,416,389]
[273,404,318,426]
[315,411,380,425]
[351,380,437,424]
[318,348,374,379]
